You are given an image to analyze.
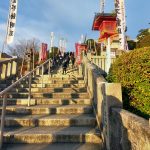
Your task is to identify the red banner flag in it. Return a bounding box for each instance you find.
[39,43,48,62]
[75,43,82,65]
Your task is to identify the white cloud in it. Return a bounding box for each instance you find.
[0,0,99,51]
[0,23,7,51]
[0,23,6,31]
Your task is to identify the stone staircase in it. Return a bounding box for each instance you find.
[0,68,103,149]
[0,76,17,92]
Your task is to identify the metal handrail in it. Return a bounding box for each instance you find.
[0,58,51,96]
[0,58,51,149]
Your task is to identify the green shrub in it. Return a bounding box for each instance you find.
[107,47,150,119]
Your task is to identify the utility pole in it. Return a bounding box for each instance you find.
[50,32,54,59]
[59,38,63,56]
[106,37,111,73]
[62,39,67,55]
[80,34,84,43]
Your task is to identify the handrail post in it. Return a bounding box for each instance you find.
[28,74,32,106]
[42,65,44,75]
[48,60,50,76]
[0,94,7,149]
[42,65,44,91]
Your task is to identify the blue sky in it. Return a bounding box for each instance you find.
[0,0,150,52]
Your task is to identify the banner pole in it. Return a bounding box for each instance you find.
[1,0,12,53]
[106,37,111,74]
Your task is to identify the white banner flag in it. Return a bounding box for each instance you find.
[114,0,126,50]
[6,0,18,44]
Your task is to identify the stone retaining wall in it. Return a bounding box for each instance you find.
[110,108,150,150]
[82,56,150,150]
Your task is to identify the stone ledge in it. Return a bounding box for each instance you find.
[111,108,150,150]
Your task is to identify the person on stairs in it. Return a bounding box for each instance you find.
[70,53,75,69]
[62,59,68,74]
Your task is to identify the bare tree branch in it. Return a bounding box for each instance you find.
[7,38,40,58]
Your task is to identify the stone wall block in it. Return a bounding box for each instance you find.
[7,62,12,77]
[96,82,106,130]
[12,61,17,75]
[111,108,150,150]
[104,83,123,150]
[1,63,7,79]
[87,63,97,98]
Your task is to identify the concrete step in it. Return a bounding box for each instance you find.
[39,74,82,78]
[3,114,96,127]
[3,143,102,150]
[31,79,85,84]
[0,104,93,115]
[33,76,84,81]
[5,80,85,85]
[0,77,17,84]
[9,87,87,93]
[18,83,86,88]
[0,98,92,106]
[0,88,5,92]
[0,80,18,85]
[1,77,84,82]
[3,127,101,144]
[7,92,90,99]
[0,84,7,88]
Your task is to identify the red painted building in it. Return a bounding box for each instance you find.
[92,13,117,42]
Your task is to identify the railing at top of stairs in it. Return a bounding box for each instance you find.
[0,58,51,149]
[0,58,17,81]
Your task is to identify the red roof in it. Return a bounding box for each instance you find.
[92,13,117,31]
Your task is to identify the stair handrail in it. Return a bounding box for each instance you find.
[0,58,51,96]
[0,58,51,149]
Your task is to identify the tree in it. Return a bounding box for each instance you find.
[107,47,150,119]
[49,47,59,58]
[137,35,150,48]
[136,28,150,48]
[127,40,136,50]
[8,38,40,58]
[86,39,101,55]
[137,29,150,41]
[86,39,95,49]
